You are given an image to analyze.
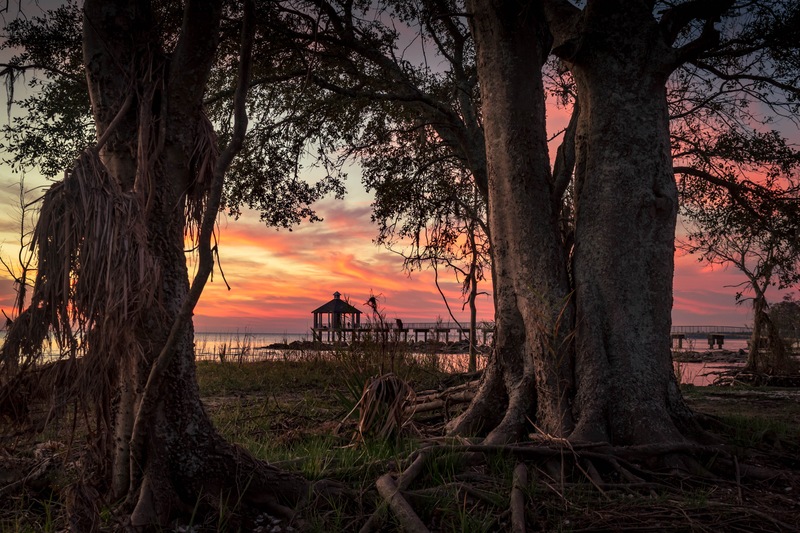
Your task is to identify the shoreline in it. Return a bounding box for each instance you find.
[672,349,747,364]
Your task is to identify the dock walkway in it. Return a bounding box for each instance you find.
[313,322,757,347]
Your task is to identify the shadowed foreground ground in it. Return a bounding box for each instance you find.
[1,350,799,531]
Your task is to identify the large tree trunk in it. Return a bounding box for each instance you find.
[747,295,767,370]
[448,263,524,438]
[447,0,574,443]
[548,1,692,444]
[79,0,309,526]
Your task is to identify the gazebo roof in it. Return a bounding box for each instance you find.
[312,291,362,315]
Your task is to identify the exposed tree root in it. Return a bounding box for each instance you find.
[444,359,507,437]
[510,462,527,533]
[375,474,430,533]
[4,407,799,531]
[5,366,800,531]
[353,436,800,532]
[360,451,429,532]
[408,384,476,417]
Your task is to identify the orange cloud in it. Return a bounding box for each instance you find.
[2,100,793,336]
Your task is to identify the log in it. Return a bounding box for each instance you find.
[406,391,475,415]
[360,452,429,533]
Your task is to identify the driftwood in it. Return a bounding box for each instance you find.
[406,390,475,416]
[407,381,478,420]
[359,451,429,533]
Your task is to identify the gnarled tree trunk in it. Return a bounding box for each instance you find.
[747,293,792,375]
[547,0,698,445]
[447,0,574,443]
[3,0,308,526]
[455,0,725,447]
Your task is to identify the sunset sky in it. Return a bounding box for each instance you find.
[1,144,788,334]
[0,7,795,334]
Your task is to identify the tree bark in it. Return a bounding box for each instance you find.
[467,236,479,373]
[83,0,154,499]
[747,294,792,375]
[547,0,692,444]
[447,264,523,438]
[80,0,309,526]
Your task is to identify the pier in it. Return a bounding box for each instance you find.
[310,294,758,347]
[312,315,753,348]
[670,325,752,349]
[311,321,496,344]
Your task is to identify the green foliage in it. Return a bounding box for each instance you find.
[769,295,800,342]
[226,0,490,303]
[197,359,343,396]
[0,1,92,177]
[1,0,341,230]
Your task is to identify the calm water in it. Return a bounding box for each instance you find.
[672,337,749,386]
[196,332,752,385]
[674,361,745,386]
[194,331,311,355]
[1,330,754,385]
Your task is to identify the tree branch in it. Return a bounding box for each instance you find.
[168,0,225,119]
[691,60,800,98]
[658,0,732,46]
[542,0,582,61]
[667,0,735,68]
[0,62,83,83]
[674,165,764,223]
[552,98,579,208]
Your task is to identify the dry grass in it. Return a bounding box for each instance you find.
[350,373,416,442]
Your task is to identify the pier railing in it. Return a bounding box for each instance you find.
[670,325,752,336]
[399,322,495,331]
[313,323,752,334]
[309,322,754,345]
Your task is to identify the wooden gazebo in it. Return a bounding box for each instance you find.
[311,292,363,342]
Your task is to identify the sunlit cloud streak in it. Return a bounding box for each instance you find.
[0,181,783,333]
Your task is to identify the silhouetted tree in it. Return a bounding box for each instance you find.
[770,295,800,349]
[4,0,800,460]
[1,0,309,527]
[671,0,800,377]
